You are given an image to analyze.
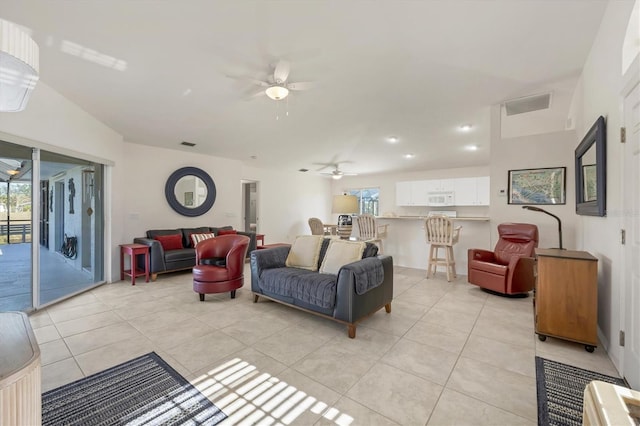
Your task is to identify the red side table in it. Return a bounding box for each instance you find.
[120,243,150,285]
[256,233,265,246]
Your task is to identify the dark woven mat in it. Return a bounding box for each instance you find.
[535,356,627,426]
[42,352,226,425]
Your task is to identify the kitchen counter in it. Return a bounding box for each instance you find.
[374,216,492,272]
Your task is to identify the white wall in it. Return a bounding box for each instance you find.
[568,0,637,372]
[121,142,245,240]
[241,166,332,243]
[489,122,577,250]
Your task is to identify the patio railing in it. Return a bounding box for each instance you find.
[0,221,32,244]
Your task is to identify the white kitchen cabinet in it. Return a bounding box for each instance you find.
[476,176,490,205]
[396,180,430,206]
[424,179,454,192]
[411,180,430,205]
[453,176,490,206]
[396,181,413,205]
[453,177,477,205]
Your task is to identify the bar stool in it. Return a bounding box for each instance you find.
[424,215,461,282]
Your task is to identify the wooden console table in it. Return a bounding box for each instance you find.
[0,312,41,425]
[535,248,598,352]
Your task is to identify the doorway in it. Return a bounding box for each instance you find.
[242,181,258,232]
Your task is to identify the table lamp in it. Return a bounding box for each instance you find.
[332,194,358,225]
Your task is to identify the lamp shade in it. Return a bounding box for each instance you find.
[0,19,39,112]
[332,194,358,214]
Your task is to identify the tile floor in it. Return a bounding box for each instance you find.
[29,266,620,425]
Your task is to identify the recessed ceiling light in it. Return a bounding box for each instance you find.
[387,136,399,144]
[459,124,473,132]
[465,145,478,151]
[403,153,415,159]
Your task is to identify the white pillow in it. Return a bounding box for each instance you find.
[319,239,366,275]
[285,235,324,271]
[191,232,215,247]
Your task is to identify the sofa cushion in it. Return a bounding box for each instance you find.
[259,267,337,309]
[164,248,195,262]
[154,234,183,251]
[285,235,324,271]
[218,229,238,236]
[190,232,215,247]
[320,239,367,275]
[182,227,212,248]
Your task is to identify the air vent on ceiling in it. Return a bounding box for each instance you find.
[298,168,309,172]
[180,141,196,147]
[503,93,551,116]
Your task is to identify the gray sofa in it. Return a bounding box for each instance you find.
[134,226,256,280]
[250,239,393,338]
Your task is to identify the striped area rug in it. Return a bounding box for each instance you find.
[42,352,226,425]
[535,356,627,426]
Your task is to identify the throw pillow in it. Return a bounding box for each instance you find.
[320,239,367,275]
[190,232,215,247]
[154,234,183,251]
[285,235,324,271]
[217,229,238,236]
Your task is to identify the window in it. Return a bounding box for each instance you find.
[348,188,380,216]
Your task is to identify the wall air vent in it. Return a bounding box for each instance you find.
[180,141,196,147]
[503,93,552,116]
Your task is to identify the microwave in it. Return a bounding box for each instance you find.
[427,191,455,206]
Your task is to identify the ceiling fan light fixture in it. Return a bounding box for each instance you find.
[331,174,343,180]
[265,85,289,101]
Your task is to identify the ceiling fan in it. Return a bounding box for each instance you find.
[242,59,314,101]
[319,163,358,180]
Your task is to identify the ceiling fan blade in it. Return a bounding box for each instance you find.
[226,74,270,87]
[273,60,290,83]
[244,89,266,100]
[288,81,315,91]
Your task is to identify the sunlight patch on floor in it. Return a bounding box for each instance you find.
[192,357,353,425]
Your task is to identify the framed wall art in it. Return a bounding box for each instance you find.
[508,167,566,205]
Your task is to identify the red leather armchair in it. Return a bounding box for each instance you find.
[467,223,539,296]
[193,234,250,301]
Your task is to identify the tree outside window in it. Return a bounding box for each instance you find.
[348,188,379,216]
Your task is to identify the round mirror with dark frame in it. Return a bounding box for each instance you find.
[165,167,216,217]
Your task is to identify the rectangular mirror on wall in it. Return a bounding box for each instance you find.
[575,115,606,216]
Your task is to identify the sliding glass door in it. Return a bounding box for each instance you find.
[0,142,33,311]
[0,140,105,311]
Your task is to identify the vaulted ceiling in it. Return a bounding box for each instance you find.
[0,0,608,176]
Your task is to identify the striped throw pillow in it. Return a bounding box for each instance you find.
[190,233,215,247]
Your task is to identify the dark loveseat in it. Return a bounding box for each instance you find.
[250,239,393,338]
[134,226,256,280]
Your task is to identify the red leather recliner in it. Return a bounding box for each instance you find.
[193,234,250,301]
[467,223,539,296]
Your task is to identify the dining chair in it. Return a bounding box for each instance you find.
[355,214,388,253]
